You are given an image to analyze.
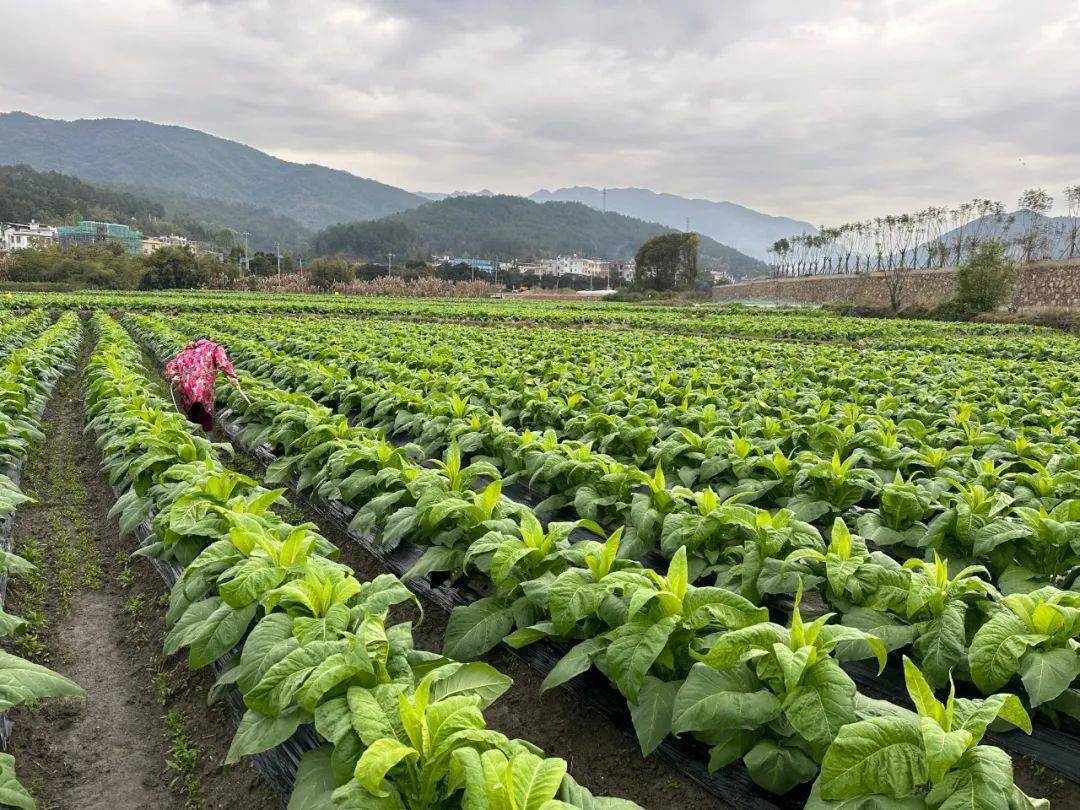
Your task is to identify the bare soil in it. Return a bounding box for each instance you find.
[5,329,277,810]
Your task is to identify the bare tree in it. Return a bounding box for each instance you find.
[768,238,792,276]
[1016,187,1053,262]
[882,260,909,311]
[836,223,857,273]
[772,194,1018,280]
[921,206,947,268]
[1064,185,1080,261]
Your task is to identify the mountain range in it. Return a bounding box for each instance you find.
[529,187,816,261]
[313,194,768,277]
[0,111,801,271]
[0,111,424,230]
[415,186,816,260]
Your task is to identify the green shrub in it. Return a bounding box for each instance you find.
[954,240,1016,312]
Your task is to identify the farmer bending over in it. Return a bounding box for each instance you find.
[166,339,245,432]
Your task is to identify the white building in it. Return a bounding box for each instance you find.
[141,234,191,255]
[546,255,614,278]
[514,261,545,276]
[613,259,636,281]
[1,221,57,252]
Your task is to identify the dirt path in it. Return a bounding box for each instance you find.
[5,324,276,810]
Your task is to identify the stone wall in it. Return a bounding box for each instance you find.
[714,261,1080,311]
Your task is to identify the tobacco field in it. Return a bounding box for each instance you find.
[0,291,1077,809]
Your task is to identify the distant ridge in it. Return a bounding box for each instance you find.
[313,194,770,278]
[415,189,497,201]
[0,111,426,230]
[530,186,816,260]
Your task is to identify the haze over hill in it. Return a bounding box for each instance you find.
[529,187,816,261]
[415,190,496,202]
[0,112,426,230]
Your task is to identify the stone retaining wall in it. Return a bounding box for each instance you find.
[715,261,1080,311]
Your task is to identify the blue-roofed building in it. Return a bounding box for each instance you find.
[449,257,494,272]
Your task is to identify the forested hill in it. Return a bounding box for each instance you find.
[530,186,816,261]
[0,164,165,225]
[0,164,312,252]
[0,111,426,229]
[313,194,768,277]
[115,185,312,252]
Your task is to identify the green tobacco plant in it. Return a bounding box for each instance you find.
[0,474,33,521]
[658,487,770,582]
[120,306,1080,799]
[712,507,825,602]
[676,591,885,794]
[647,427,735,488]
[0,311,85,806]
[968,586,1080,716]
[900,554,998,688]
[1007,498,1080,591]
[807,658,1044,809]
[443,514,591,661]
[856,470,934,548]
[0,752,35,810]
[0,602,84,716]
[790,449,880,517]
[785,518,908,611]
[290,664,640,809]
[1008,456,1080,509]
[536,544,768,756]
[924,484,1028,574]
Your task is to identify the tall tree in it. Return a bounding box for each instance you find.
[633,233,699,290]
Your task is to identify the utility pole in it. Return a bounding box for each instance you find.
[241,231,251,274]
[275,241,281,278]
[685,217,690,232]
[387,252,394,277]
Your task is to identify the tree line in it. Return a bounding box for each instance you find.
[768,186,1080,277]
[1,244,237,290]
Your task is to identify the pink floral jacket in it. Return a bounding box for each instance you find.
[165,339,237,412]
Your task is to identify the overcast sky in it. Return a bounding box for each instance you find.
[1,0,1078,223]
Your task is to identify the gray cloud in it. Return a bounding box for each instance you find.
[1,0,1078,222]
